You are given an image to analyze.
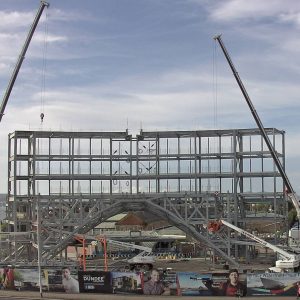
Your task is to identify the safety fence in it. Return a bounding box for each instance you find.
[1,267,300,297]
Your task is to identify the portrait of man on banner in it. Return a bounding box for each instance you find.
[143,269,170,295]
[62,267,79,293]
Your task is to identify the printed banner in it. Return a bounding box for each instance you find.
[47,269,64,292]
[14,268,47,291]
[212,271,247,297]
[176,270,247,296]
[111,271,142,294]
[177,272,213,296]
[48,267,79,293]
[247,272,300,296]
[0,267,15,290]
[13,268,76,292]
[10,267,300,297]
[78,271,112,293]
[62,267,79,293]
[143,269,177,296]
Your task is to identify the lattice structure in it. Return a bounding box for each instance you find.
[4,128,287,267]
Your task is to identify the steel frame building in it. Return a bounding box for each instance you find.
[4,128,287,267]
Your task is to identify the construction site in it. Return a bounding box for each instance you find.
[0,2,300,298]
[2,126,291,271]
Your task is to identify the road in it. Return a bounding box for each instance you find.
[0,290,297,300]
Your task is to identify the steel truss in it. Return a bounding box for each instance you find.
[5,128,287,267]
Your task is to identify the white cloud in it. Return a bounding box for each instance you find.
[19,66,298,133]
[280,38,300,53]
[47,8,96,23]
[0,33,24,57]
[0,6,92,31]
[0,29,67,69]
[33,32,68,43]
[0,11,34,29]
[207,0,300,23]
[279,12,300,26]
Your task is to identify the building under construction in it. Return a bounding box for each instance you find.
[0,0,294,271]
[3,127,287,268]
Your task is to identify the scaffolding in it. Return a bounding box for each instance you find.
[4,128,287,267]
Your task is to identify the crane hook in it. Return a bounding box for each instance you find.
[40,112,44,123]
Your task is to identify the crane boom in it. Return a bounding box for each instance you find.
[220,219,300,269]
[105,238,152,253]
[83,234,153,253]
[214,34,300,219]
[220,220,296,261]
[82,234,155,265]
[0,1,49,123]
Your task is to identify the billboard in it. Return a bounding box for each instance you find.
[10,267,300,297]
[176,270,247,297]
[78,271,112,293]
[247,272,300,296]
[111,271,142,294]
[142,269,178,296]
[212,271,247,297]
[177,272,213,296]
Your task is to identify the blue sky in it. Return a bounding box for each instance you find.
[0,0,299,193]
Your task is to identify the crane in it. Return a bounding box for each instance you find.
[209,219,300,270]
[0,1,49,123]
[213,34,300,220]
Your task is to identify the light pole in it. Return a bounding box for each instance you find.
[37,194,43,297]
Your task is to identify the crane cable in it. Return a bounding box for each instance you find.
[212,39,218,130]
[40,9,49,125]
[210,39,219,191]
